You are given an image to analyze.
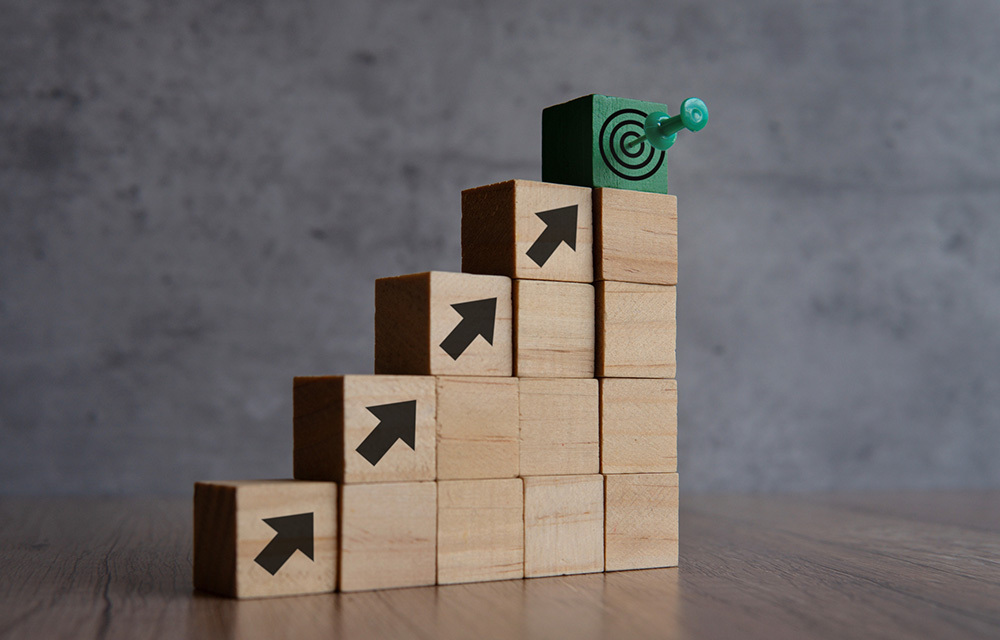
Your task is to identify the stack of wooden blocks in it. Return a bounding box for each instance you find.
[194,94,680,597]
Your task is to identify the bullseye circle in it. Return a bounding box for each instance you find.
[598,108,665,181]
[619,131,644,159]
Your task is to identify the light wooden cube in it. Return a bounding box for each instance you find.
[375,271,513,377]
[293,375,436,484]
[193,480,337,598]
[339,481,437,592]
[600,378,677,474]
[605,473,679,571]
[514,280,594,378]
[594,187,677,285]
[597,281,676,378]
[437,478,524,585]
[436,376,519,480]
[519,378,599,476]
[523,475,604,578]
[462,179,593,283]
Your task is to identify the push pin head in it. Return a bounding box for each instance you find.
[628,97,709,151]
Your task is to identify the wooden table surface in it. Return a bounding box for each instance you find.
[1,491,998,639]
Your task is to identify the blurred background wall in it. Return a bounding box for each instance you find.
[2,0,999,494]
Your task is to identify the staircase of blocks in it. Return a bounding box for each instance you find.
[193,94,708,597]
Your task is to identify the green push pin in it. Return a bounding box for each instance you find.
[627,97,709,151]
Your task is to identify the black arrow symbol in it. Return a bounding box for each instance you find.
[253,512,314,576]
[355,400,417,466]
[526,205,578,267]
[438,298,497,360]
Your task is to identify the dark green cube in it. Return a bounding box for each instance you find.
[542,94,671,195]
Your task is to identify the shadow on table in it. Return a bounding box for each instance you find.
[184,569,681,639]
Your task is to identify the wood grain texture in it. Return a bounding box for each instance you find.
[293,375,436,484]
[600,378,677,474]
[523,475,604,578]
[193,481,337,598]
[3,492,1000,639]
[514,279,595,378]
[436,376,519,480]
[597,281,675,378]
[375,271,513,377]
[594,187,677,284]
[462,179,593,283]
[604,473,678,571]
[338,482,437,592]
[437,479,524,585]
[373,272,431,375]
[518,378,599,477]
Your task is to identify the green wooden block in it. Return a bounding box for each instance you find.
[542,94,671,195]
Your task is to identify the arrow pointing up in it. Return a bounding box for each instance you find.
[355,400,417,466]
[438,298,497,360]
[526,205,578,267]
[253,512,314,576]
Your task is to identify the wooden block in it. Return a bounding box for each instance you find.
[514,280,594,378]
[600,378,677,474]
[518,378,599,476]
[375,271,513,376]
[523,475,604,578]
[339,481,437,592]
[193,480,337,598]
[436,376,519,480]
[605,473,679,571]
[597,281,675,378]
[594,187,677,285]
[293,375,435,484]
[542,94,673,195]
[462,179,593,283]
[437,478,524,585]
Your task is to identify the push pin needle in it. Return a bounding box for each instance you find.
[627,97,709,151]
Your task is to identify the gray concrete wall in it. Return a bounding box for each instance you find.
[2,0,999,494]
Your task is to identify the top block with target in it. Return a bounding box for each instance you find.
[375,271,513,377]
[542,94,708,195]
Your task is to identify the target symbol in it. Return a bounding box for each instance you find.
[598,108,666,181]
